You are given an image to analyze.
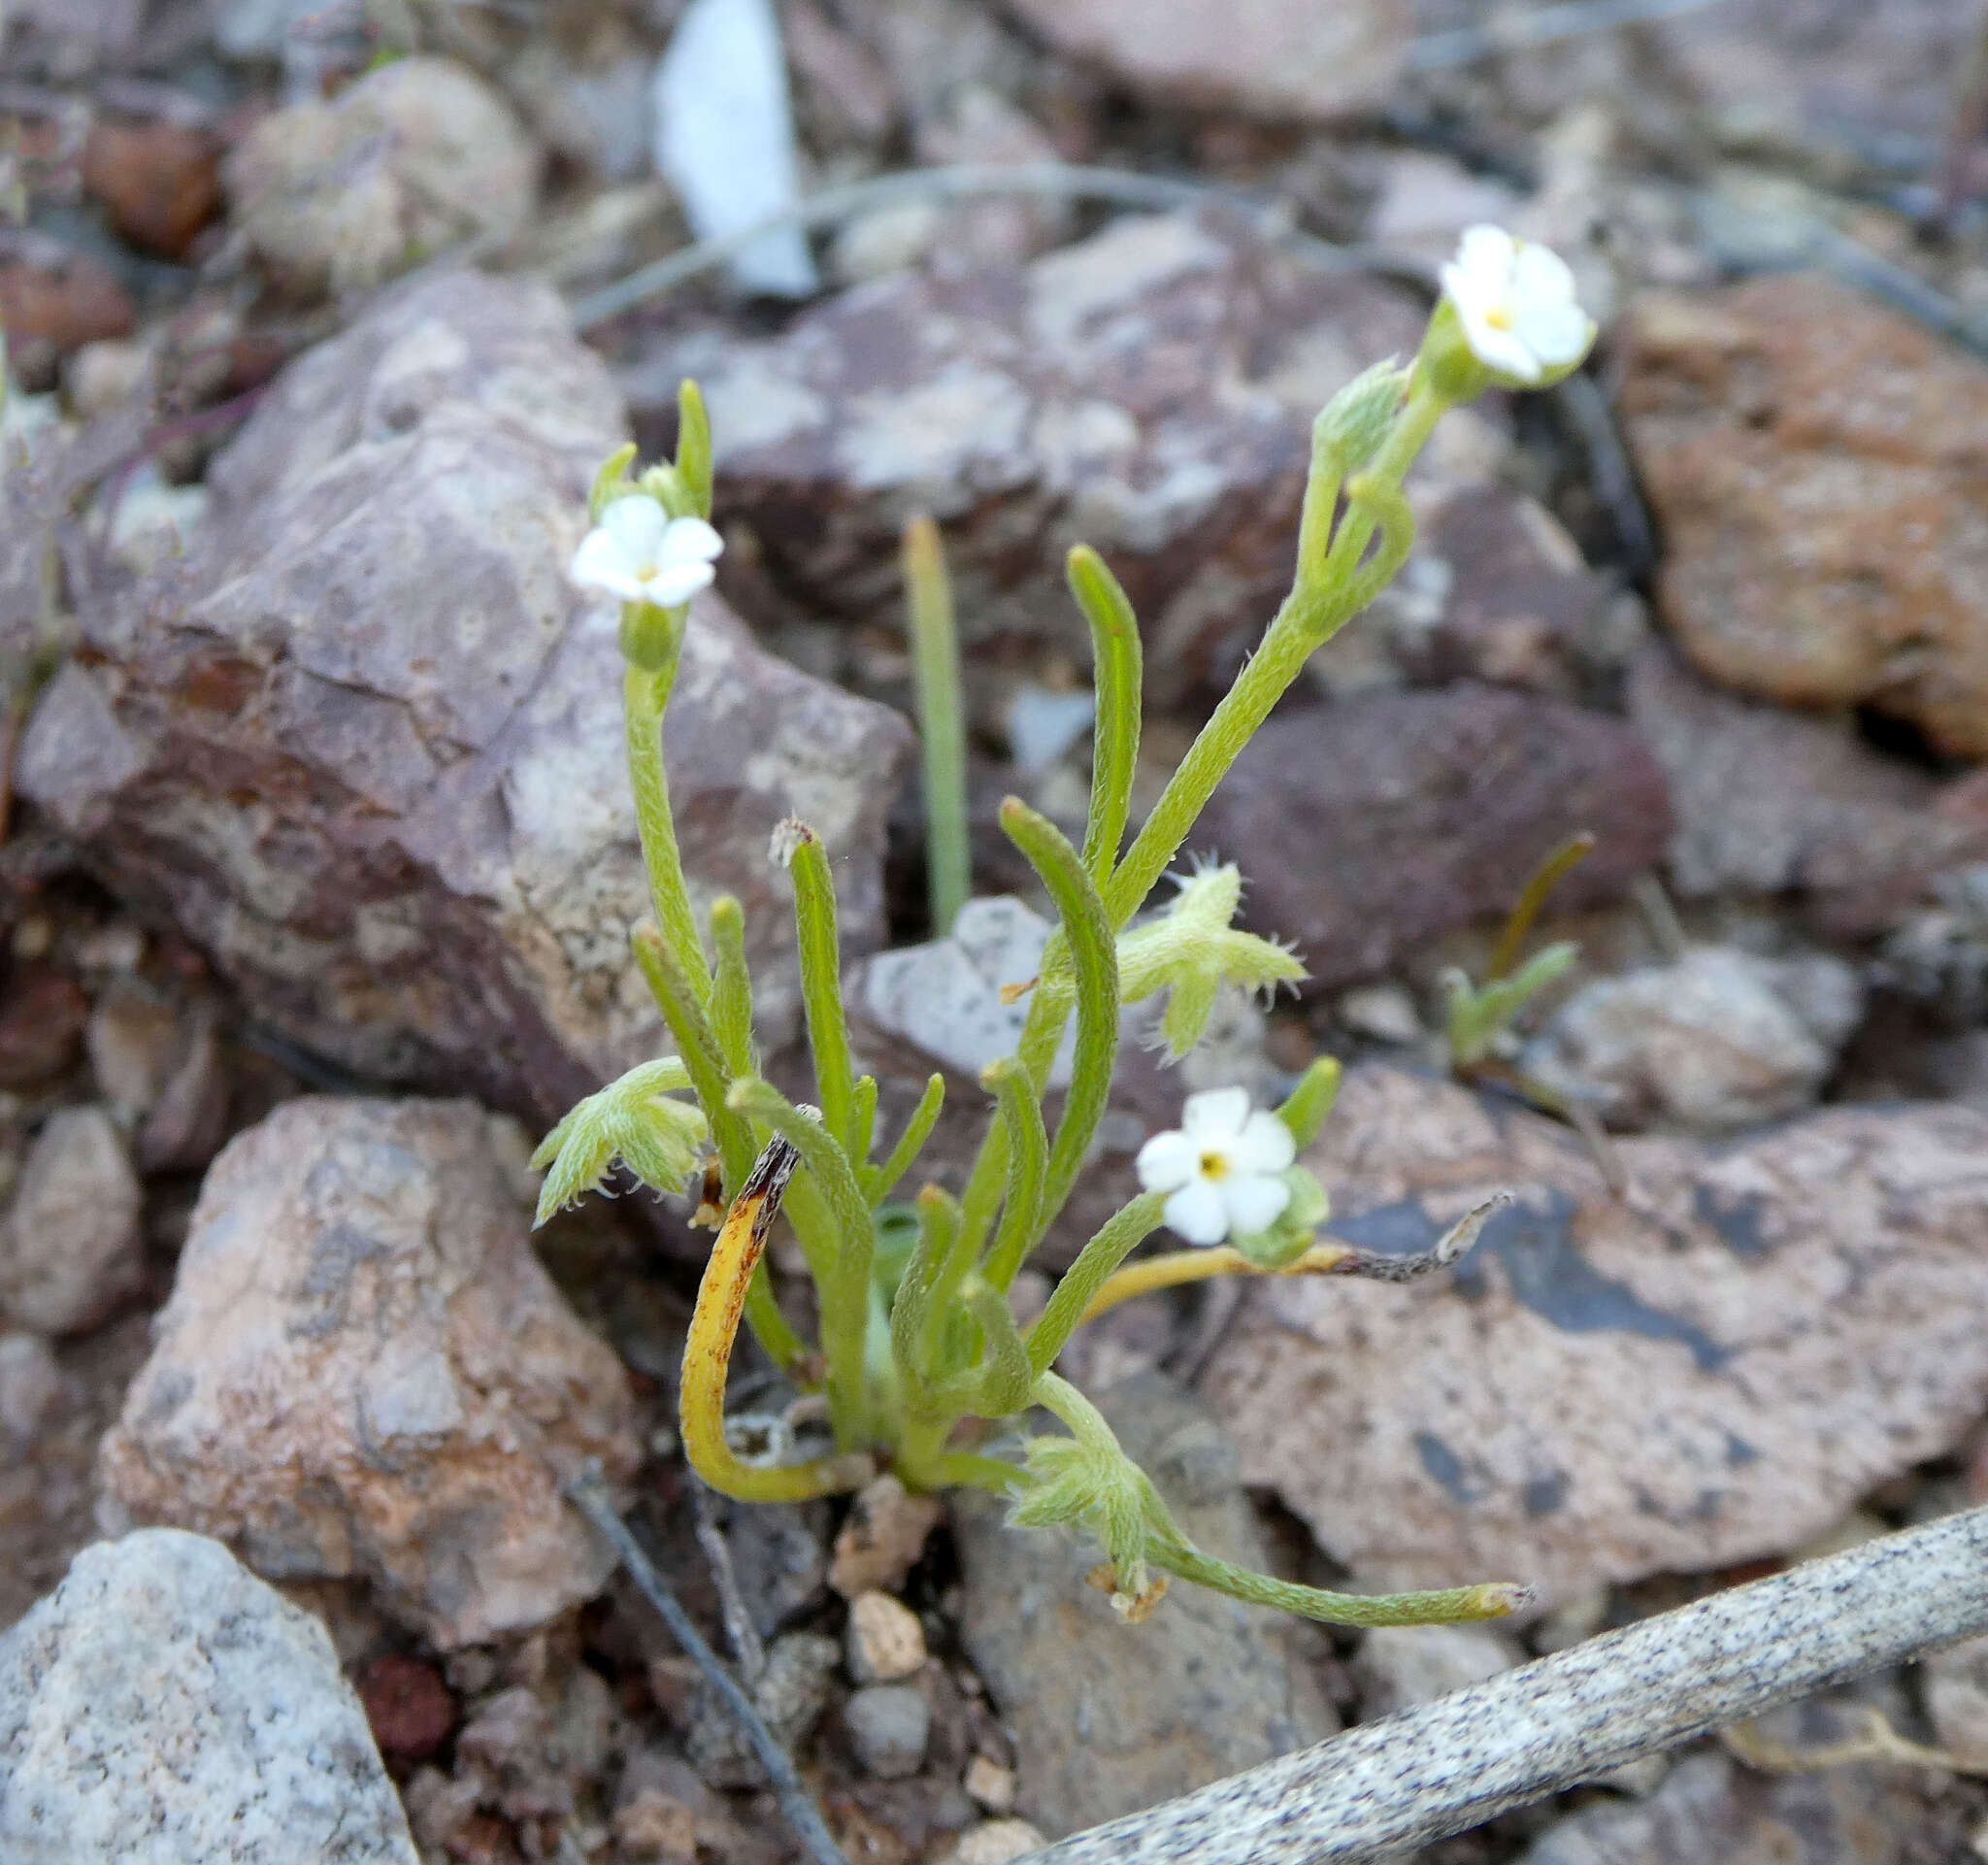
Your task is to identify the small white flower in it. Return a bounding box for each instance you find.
[571,494,723,608]
[1135,1086,1295,1248]
[1438,225,1594,385]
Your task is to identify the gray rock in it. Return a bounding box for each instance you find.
[844,1682,931,1779]
[1195,685,1671,990]
[1627,646,1986,934]
[1002,0,1408,122]
[625,211,1439,688]
[223,57,539,297]
[1521,1690,1981,1863]
[0,1527,417,1863]
[1351,1621,1519,1721]
[1202,1063,1988,1607]
[0,1106,143,1336]
[952,1370,1338,1838]
[1924,1632,1988,1767]
[96,1097,642,1648]
[1523,945,1864,1134]
[17,271,912,1130]
[688,1630,839,1787]
[0,1332,62,1448]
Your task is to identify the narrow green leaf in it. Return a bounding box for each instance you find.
[862,1074,944,1205]
[1066,546,1143,887]
[676,379,713,520]
[904,516,970,935]
[778,820,857,1152]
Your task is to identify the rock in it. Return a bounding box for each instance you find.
[1201,1063,1988,1606]
[613,1785,699,1861]
[0,1527,417,1862]
[964,1753,1017,1815]
[715,1496,831,1641]
[1653,0,1972,160]
[17,271,911,1129]
[1878,862,1988,1027]
[1523,946,1864,1134]
[0,1332,62,1448]
[829,1475,945,1599]
[952,1370,1337,1837]
[1925,1634,1988,1767]
[854,896,1077,1090]
[687,1629,839,1787]
[0,233,134,363]
[82,117,220,260]
[1520,1695,1983,1865]
[223,57,539,295]
[844,1682,931,1779]
[95,1096,642,1648]
[356,1653,456,1764]
[846,1588,928,1682]
[1002,0,1408,122]
[0,965,87,1089]
[0,1106,143,1336]
[1628,645,1988,935]
[1351,1621,1519,1720]
[941,1820,1048,1865]
[624,211,1441,686]
[1196,686,1670,990]
[1620,277,1988,759]
[86,981,180,1120]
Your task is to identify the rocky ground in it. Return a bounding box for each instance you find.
[11,0,1988,1860]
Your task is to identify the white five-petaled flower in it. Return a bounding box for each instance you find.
[1438,225,1594,385]
[1135,1086,1296,1248]
[570,494,724,609]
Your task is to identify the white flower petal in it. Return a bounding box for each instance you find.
[1510,239,1577,309]
[1452,303,1543,383]
[571,527,648,601]
[642,560,716,608]
[1136,1128,1201,1194]
[1230,1109,1296,1177]
[656,516,724,568]
[1180,1085,1250,1145]
[601,493,671,561]
[1519,298,1593,369]
[1221,1172,1292,1239]
[1454,224,1516,281]
[1164,1178,1231,1247]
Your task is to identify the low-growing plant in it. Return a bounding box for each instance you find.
[542,226,1595,1628]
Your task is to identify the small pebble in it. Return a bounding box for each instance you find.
[944,1819,1047,1865]
[844,1682,930,1780]
[846,1588,926,1682]
[964,1753,1017,1815]
[829,1474,943,1597]
[613,1786,698,1862]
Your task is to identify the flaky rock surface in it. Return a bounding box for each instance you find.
[17,271,911,1125]
[1621,275,1988,758]
[97,1097,641,1648]
[1202,1063,1988,1605]
[0,1527,417,1863]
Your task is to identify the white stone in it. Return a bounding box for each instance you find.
[0,1528,417,1863]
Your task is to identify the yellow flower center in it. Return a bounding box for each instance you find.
[1485,303,1514,331]
[1200,1150,1230,1181]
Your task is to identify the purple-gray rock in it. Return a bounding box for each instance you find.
[17,272,912,1125]
[1202,1062,1988,1607]
[626,211,1447,696]
[1194,684,1671,990]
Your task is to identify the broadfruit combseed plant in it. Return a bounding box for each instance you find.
[541,225,1597,1629]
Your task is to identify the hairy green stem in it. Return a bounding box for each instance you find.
[905,515,971,935]
[784,824,858,1152]
[1023,1192,1168,1377]
[1067,546,1143,885]
[978,1059,1048,1295]
[624,662,712,999]
[862,1074,945,1204]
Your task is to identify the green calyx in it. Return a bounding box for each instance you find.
[529,1057,710,1226]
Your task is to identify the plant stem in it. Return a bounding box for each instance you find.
[1022,1193,1168,1376]
[624,662,712,999]
[904,516,970,935]
[1077,1242,1354,1325]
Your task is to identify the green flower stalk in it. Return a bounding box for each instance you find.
[548,226,1598,1634]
